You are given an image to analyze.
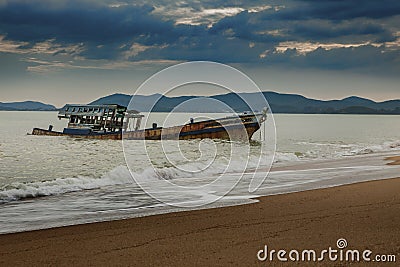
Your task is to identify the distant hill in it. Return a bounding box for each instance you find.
[0,101,56,111]
[89,92,400,114]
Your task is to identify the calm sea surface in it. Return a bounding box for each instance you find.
[0,111,400,233]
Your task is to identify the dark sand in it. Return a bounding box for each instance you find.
[1,176,399,266]
[386,156,400,165]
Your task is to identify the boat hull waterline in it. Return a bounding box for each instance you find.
[32,116,263,141]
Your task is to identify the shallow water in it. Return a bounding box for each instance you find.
[1,111,400,233]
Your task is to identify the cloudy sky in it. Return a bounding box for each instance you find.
[0,0,399,107]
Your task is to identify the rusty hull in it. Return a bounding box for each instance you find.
[32,115,261,141]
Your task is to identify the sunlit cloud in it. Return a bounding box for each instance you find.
[256,29,287,37]
[0,35,84,56]
[122,43,154,59]
[275,41,382,55]
[259,50,270,58]
[383,32,400,51]
[153,6,244,26]
[108,2,129,8]
[24,57,181,74]
[248,5,272,13]
[121,42,169,60]
[152,5,272,27]
[0,35,28,53]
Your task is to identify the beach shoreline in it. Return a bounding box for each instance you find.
[386,156,400,165]
[1,177,399,266]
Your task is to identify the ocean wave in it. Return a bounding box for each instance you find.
[0,166,132,203]
[273,152,300,163]
[1,139,399,203]
[345,140,400,156]
[292,140,400,159]
[0,152,276,203]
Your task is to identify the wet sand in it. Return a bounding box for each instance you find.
[386,156,400,165]
[0,176,399,266]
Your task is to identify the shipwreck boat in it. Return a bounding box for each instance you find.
[31,104,267,141]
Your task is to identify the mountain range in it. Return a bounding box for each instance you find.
[90,92,400,114]
[0,101,56,111]
[2,92,400,114]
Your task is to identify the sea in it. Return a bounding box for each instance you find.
[1,111,400,234]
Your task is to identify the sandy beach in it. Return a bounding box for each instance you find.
[386,156,400,165]
[1,175,399,266]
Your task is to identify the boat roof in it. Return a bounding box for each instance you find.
[58,104,127,117]
[61,104,126,109]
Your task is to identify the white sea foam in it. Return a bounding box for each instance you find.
[2,139,399,203]
[349,140,400,155]
[290,140,400,160]
[0,166,132,203]
[0,152,271,203]
[274,152,300,162]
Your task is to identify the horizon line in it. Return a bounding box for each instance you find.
[2,90,400,108]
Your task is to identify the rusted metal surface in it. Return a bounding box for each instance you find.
[32,123,259,141]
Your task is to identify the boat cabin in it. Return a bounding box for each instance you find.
[58,104,131,134]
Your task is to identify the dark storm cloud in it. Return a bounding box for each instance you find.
[138,35,264,62]
[289,20,396,42]
[267,45,400,71]
[0,2,173,43]
[210,1,398,43]
[272,0,400,21]
[0,0,398,69]
[209,11,258,40]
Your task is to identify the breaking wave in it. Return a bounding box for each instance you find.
[0,160,250,203]
[1,139,399,203]
[0,166,132,203]
[348,140,400,156]
[290,140,400,160]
